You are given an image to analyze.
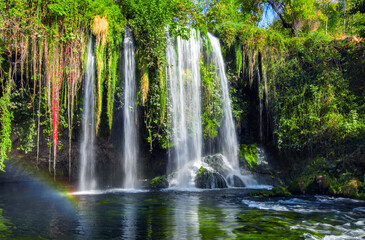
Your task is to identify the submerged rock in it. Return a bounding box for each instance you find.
[195,167,227,189]
[150,175,169,189]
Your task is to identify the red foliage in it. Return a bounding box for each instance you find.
[52,52,64,162]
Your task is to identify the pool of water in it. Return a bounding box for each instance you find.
[0,180,364,239]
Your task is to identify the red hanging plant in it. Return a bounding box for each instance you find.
[52,49,64,171]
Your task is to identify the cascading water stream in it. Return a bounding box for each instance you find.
[123,28,138,189]
[208,33,257,186]
[166,31,257,188]
[79,37,96,191]
[263,66,269,138]
[166,30,202,188]
[257,66,263,142]
[208,34,239,169]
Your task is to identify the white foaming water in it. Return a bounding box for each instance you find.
[71,188,148,195]
[123,28,138,189]
[166,30,202,188]
[208,33,257,186]
[79,37,97,191]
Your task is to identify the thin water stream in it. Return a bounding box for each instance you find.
[123,27,138,189]
[79,37,96,191]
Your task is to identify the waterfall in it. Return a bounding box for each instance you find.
[165,31,257,188]
[166,30,202,188]
[263,66,269,138]
[79,37,96,191]
[123,28,138,189]
[208,33,257,186]
[257,66,263,142]
[208,34,239,169]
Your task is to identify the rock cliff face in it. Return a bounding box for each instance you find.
[8,123,167,188]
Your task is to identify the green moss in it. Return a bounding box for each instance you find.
[250,186,291,197]
[234,210,325,239]
[150,175,168,189]
[239,144,258,168]
[197,166,208,176]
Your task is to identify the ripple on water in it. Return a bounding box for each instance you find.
[241,196,365,239]
[71,188,149,195]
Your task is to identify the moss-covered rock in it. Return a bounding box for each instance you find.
[340,180,359,198]
[271,186,292,197]
[288,180,307,194]
[239,144,258,168]
[195,166,228,189]
[250,186,291,197]
[202,154,226,174]
[306,176,330,194]
[150,175,169,189]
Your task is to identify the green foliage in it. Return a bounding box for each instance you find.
[275,36,365,151]
[144,71,169,151]
[0,74,13,171]
[14,120,36,154]
[201,61,223,139]
[1,0,365,175]
[150,175,168,189]
[10,90,37,154]
[121,0,198,66]
[107,47,119,130]
[197,166,208,176]
[239,144,258,168]
[235,43,243,75]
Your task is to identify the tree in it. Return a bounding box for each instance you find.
[264,0,320,36]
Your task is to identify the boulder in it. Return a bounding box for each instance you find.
[202,154,227,175]
[341,180,359,198]
[150,175,169,189]
[195,167,228,189]
[306,176,331,194]
[227,175,246,187]
[288,179,307,194]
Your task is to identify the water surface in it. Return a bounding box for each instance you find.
[0,181,364,239]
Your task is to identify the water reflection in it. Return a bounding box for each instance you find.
[173,195,200,239]
[1,183,364,239]
[0,208,13,238]
[122,196,136,239]
[0,181,79,239]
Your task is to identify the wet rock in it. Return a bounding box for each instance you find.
[202,154,227,175]
[288,180,307,194]
[227,175,246,187]
[306,176,331,195]
[195,167,228,189]
[150,175,169,189]
[341,180,359,198]
[250,186,291,197]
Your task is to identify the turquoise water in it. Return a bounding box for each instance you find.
[0,181,364,239]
